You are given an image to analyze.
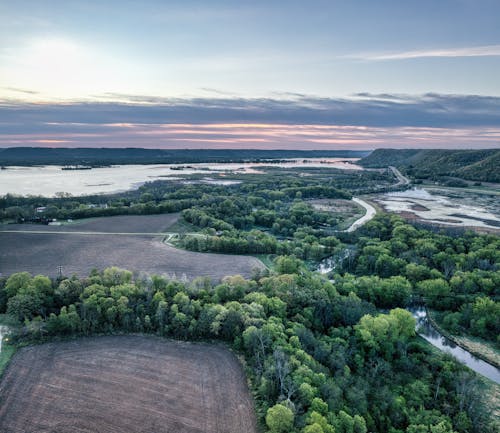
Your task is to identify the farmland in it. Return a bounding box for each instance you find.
[1,213,181,233]
[0,214,264,280]
[0,336,257,433]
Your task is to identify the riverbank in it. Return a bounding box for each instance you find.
[478,370,500,423]
[418,333,500,423]
[410,307,500,384]
[426,309,500,369]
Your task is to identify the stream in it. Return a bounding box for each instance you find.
[317,247,355,275]
[409,307,499,384]
[0,325,9,353]
[316,257,500,384]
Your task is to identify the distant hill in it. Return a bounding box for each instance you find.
[360,148,500,182]
[0,147,369,166]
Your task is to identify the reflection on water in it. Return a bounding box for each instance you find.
[0,325,9,353]
[317,256,337,274]
[317,247,355,275]
[0,158,363,197]
[317,255,342,275]
[409,307,500,384]
[377,188,500,230]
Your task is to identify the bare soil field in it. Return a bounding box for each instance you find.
[1,213,181,233]
[0,336,257,433]
[0,231,263,280]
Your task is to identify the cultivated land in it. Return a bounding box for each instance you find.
[0,336,257,433]
[0,214,264,280]
[0,213,181,233]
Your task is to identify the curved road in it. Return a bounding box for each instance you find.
[342,166,408,233]
[389,166,410,187]
[344,198,377,232]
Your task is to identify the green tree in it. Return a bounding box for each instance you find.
[266,404,294,433]
[4,272,32,298]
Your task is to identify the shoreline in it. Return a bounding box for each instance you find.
[425,307,500,370]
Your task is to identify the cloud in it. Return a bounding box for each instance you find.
[1,93,500,128]
[0,122,498,150]
[348,45,500,61]
[0,93,499,149]
[2,87,39,95]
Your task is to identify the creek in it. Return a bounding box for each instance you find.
[409,306,500,384]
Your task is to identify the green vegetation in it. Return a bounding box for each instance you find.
[360,149,500,182]
[427,310,500,368]
[0,314,17,377]
[180,201,343,260]
[0,168,391,223]
[338,214,499,347]
[1,213,499,433]
[0,344,16,377]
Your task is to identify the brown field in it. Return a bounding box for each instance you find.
[1,213,181,233]
[0,214,264,280]
[0,336,257,433]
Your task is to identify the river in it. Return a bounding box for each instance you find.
[0,325,9,353]
[0,158,363,197]
[409,307,500,384]
[315,255,500,384]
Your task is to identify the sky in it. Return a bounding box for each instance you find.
[1,0,500,149]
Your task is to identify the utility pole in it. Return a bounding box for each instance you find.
[57,265,63,279]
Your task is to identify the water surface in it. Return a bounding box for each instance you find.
[409,307,500,384]
[376,188,500,230]
[0,325,9,353]
[0,158,362,197]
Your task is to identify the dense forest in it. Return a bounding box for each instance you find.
[360,149,500,183]
[0,147,368,167]
[1,215,498,433]
[181,199,500,348]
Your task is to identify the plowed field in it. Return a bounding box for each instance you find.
[0,214,264,280]
[0,336,257,433]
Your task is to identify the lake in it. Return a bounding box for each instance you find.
[0,158,362,197]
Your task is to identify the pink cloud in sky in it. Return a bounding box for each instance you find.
[0,123,499,149]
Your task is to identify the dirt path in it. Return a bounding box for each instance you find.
[0,336,257,433]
